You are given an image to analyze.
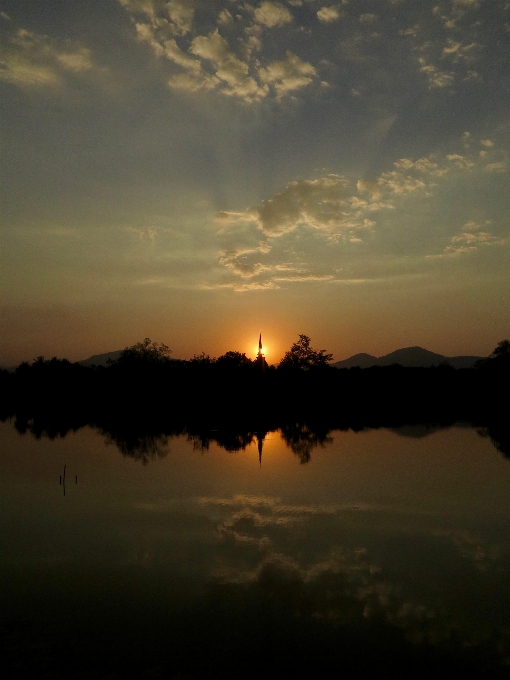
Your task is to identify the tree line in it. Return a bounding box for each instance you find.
[0,336,508,427]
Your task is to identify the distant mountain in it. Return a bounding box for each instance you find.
[332,353,378,369]
[377,347,446,367]
[332,346,484,369]
[444,355,485,369]
[78,350,123,367]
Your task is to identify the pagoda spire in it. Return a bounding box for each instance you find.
[255,332,266,372]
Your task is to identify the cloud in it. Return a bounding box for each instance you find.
[0,57,60,86]
[273,273,335,282]
[442,38,477,62]
[483,161,506,173]
[446,153,475,169]
[218,9,234,26]
[249,175,356,236]
[167,70,218,91]
[317,7,340,23]
[121,2,319,102]
[166,0,195,35]
[427,220,507,258]
[443,229,505,255]
[129,226,158,241]
[160,37,202,72]
[191,29,266,100]
[56,47,94,72]
[211,174,387,288]
[210,137,504,288]
[117,0,159,19]
[119,0,194,36]
[258,51,317,96]
[0,27,98,88]
[418,59,454,88]
[133,24,220,91]
[219,245,272,278]
[202,280,280,292]
[253,2,293,28]
[393,157,447,176]
[401,24,420,37]
[377,171,426,195]
[214,210,259,229]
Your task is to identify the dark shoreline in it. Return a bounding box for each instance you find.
[2,363,510,678]
[2,360,509,462]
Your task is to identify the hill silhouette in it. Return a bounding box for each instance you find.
[333,346,483,369]
[78,345,484,370]
[78,350,123,367]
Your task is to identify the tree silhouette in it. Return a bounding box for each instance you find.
[189,351,214,365]
[279,335,333,370]
[476,339,510,369]
[490,339,510,360]
[216,351,253,369]
[113,338,171,365]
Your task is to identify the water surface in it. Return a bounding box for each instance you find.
[1,421,510,678]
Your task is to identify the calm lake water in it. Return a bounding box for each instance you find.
[1,420,510,678]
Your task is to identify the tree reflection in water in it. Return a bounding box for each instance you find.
[103,430,170,464]
[476,423,510,459]
[118,423,333,464]
[188,429,258,453]
[280,422,334,464]
[4,412,510,464]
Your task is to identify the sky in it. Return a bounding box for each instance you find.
[1,0,509,365]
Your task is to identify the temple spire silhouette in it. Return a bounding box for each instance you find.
[257,433,263,467]
[255,332,267,372]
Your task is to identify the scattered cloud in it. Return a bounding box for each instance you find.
[218,9,234,26]
[191,30,266,100]
[317,7,340,23]
[418,58,454,88]
[484,161,507,173]
[219,244,271,278]
[119,0,194,36]
[166,0,195,35]
[259,50,317,96]
[201,280,280,292]
[442,38,478,63]
[115,0,492,104]
[56,47,94,72]
[129,226,158,241]
[446,153,475,169]
[0,27,99,88]
[253,2,293,28]
[442,228,506,256]
[424,217,507,258]
[234,175,362,237]
[119,0,320,102]
[210,137,507,289]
